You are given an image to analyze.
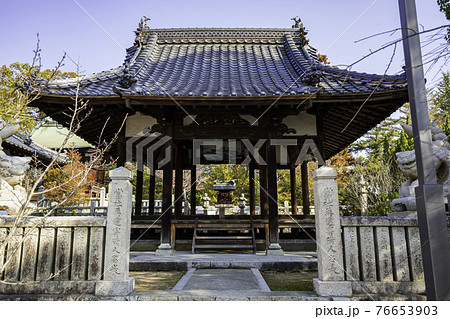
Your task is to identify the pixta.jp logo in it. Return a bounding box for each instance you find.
[126,129,324,174]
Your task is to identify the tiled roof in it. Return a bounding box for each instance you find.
[4,132,68,164]
[31,119,94,149]
[41,24,406,98]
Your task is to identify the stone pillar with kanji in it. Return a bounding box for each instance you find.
[312,166,352,297]
[95,167,134,295]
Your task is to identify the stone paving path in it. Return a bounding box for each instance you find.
[173,268,269,291]
[127,251,320,299]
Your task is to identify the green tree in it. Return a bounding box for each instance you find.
[342,104,414,215]
[200,164,251,205]
[430,72,450,136]
[327,149,357,207]
[438,0,450,40]
[0,62,76,132]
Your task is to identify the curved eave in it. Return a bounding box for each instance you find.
[119,87,408,103]
[36,94,124,103]
[319,88,409,159]
[315,87,408,102]
[36,86,408,104]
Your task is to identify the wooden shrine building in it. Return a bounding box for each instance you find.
[33,17,408,255]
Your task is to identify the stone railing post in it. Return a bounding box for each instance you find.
[95,167,134,296]
[99,186,106,206]
[312,166,352,297]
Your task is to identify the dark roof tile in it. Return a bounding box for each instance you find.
[40,27,406,98]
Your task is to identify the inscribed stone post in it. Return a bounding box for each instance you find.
[312,166,352,297]
[95,167,134,295]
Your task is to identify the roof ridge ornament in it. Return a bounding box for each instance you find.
[139,16,151,31]
[136,16,151,46]
[291,16,302,29]
[303,70,321,87]
[291,16,309,45]
[117,67,136,89]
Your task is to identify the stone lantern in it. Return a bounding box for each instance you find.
[201,193,211,215]
[213,180,236,218]
[238,193,246,215]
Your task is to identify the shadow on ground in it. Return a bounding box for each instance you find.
[261,271,318,291]
[131,271,186,290]
[131,270,318,292]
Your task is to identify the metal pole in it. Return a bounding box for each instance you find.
[398,0,450,300]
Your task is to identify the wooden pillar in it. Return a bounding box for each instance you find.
[174,143,183,219]
[290,167,298,215]
[117,124,126,167]
[301,161,311,216]
[316,110,326,166]
[134,162,143,217]
[259,142,269,218]
[267,142,283,255]
[156,133,173,255]
[249,163,255,216]
[190,166,197,215]
[161,157,173,243]
[148,167,155,215]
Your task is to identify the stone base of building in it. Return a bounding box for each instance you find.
[155,243,174,256]
[265,243,284,256]
[313,278,352,297]
[95,277,135,296]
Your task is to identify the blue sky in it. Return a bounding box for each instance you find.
[0,0,448,88]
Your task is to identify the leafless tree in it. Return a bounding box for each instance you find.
[0,45,126,281]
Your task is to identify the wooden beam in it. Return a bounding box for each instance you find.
[259,142,269,218]
[301,161,310,216]
[190,166,197,215]
[290,167,298,215]
[249,163,255,216]
[316,109,326,163]
[267,142,279,245]
[117,126,126,167]
[148,168,156,215]
[161,145,173,245]
[134,164,144,217]
[174,143,183,219]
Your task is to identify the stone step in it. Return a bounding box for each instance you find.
[194,244,255,249]
[129,251,318,271]
[196,225,252,230]
[196,236,252,240]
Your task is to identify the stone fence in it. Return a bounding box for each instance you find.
[0,167,134,296]
[0,216,106,294]
[341,216,426,295]
[313,166,449,297]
